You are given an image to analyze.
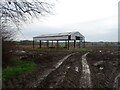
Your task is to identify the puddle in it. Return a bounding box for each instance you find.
[80,52,92,88]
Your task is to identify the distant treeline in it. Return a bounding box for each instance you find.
[15,40,118,47]
[15,40,35,45]
[85,41,118,47]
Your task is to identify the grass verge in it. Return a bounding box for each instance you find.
[2,60,37,81]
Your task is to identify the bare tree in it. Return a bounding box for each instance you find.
[0,0,54,25]
[0,0,54,67]
[0,23,16,41]
[0,22,16,67]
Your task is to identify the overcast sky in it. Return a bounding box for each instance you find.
[18,0,119,42]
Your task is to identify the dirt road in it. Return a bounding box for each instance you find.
[33,50,119,89]
[33,52,93,88]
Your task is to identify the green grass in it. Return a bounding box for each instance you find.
[0,67,2,81]
[79,48,92,52]
[2,60,37,80]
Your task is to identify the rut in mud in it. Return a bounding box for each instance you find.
[32,53,75,88]
[113,73,120,89]
[80,52,92,88]
[36,53,82,88]
[36,52,92,88]
[87,48,119,88]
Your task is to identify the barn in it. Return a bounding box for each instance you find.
[33,31,85,49]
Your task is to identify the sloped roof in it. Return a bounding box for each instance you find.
[34,31,84,38]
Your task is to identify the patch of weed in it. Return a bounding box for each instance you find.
[2,60,37,80]
[79,48,92,52]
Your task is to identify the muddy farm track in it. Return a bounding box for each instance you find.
[36,52,85,88]
[3,48,120,89]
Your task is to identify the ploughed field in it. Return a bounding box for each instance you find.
[2,47,119,89]
[87,48,120,88]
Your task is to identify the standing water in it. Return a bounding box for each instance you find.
[80,52,92,88]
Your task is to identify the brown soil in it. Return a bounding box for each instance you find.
[2,47,119,89]
[87,47,119,88]
[37,53,84,88]
[2,49,77,88]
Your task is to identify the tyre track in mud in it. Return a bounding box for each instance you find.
[79,52,92,88]
[113,73,120,90]
[37,52,84,88]
[32,53,75,88]
[87,50,119,88]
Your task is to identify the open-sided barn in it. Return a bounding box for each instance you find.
[33,31,85,49]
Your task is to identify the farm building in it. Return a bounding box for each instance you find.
[33,31,85,49]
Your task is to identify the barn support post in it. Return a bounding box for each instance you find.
[39,40,41,48]
[33,40,34,48]
[83,39,85,48]
[65,40,67,48]
[57,40,59,48]
[80,39,83,48]
[74,40,76,48]
[52,40,53,47]
[79,40,81,48]
[68,40,69,50]
[47,40,49,48]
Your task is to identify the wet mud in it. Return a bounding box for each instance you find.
[2,48,119,89]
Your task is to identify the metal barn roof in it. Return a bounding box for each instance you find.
[33,31,85,41]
